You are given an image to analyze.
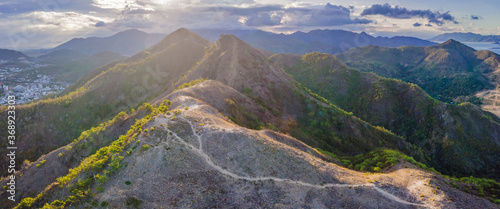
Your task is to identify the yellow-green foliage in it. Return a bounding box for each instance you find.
[73,111,127,144]
[174,78,208,91]
[15,101,170,209]
[36,159,47,168]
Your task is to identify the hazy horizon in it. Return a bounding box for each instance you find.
[0,0,499,50]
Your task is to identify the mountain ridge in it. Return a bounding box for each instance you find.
[51,29,165,56]
[431,32,500,42]
[192,28,437,55]
[0,48,30,61]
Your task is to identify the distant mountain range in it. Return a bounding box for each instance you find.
[46,28,437,59]
[0,48,29,61]
[51,29,165,56]
[193,28,437,54]
[335,39,497,103]
[430,32,500,42]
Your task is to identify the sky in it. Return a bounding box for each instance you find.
[0,0,499,50]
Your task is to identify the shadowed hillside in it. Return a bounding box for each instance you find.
[52,29,165,56]
[271,52,500,179]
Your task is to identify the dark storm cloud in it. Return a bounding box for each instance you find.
[283,3,372,26]
[361,3,458,25]
[201,3,371,27]
[413,22,422,27]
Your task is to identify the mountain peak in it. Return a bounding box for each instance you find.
[170,27,193,36]
[441,39,461,45]
[216,34,251,49]
[112,28,148,38]
[146,28,209,53]
[437,39,476,52]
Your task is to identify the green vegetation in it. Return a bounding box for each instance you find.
[444,176,500,203]
[289,79,404,156]
[126,197,143,208]
[336,149,436,173]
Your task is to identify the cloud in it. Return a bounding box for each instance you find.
[413,22,421,27]
[179,3,371,27]
[199,0,255,5]
[471,15,481,20]
[0,10,110,49]
[95,21,106,27]
[244,12,281,26]
[361,3,458,26]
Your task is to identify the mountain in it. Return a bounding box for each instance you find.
[0,28,498,208]
[336,39,497,104]
[431,32,500,42]
[37,49,90,64]
[51,29,165,56]
[35,50,126,82]
[271,52,500,179]
[193,29,437,55]
[0,48,29,61]
[0,28,210,181]
[5,82,498,208]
